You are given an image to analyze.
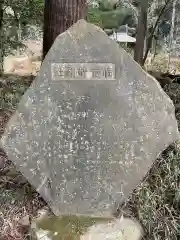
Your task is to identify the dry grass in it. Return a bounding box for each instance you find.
[1,206,29,240]
[128,146,180,239]
[0,187,45,240]
[145,54,180,74]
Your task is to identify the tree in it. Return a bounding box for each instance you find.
[0,0,44,74]
[142,0,171,65]
[132,0,172,66]
[167,0,177,69]
[0,0,4,75]
[43,0,87,59]
[134,0,148,65]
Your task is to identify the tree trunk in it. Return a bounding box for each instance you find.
[134,1,148,66]
[43,0,87,60]
[17,19,22,56]
[152,36,158,61]
[168,0,177,70]
[14,12,22,56]
[0,0,4,75]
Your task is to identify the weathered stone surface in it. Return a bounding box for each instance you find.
[80,217,143,240]
[30,215,143,240]
[1,20,179,217]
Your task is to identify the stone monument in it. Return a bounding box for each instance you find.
[1,20,179,218]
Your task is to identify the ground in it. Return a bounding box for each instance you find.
[1,63,180,239]
[0,74,46,239]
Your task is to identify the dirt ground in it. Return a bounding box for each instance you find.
[1,71,180,239]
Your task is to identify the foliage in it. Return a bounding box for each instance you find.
[4,0,44,24]
[118,0,138,22]
[0,0,44,74]
[87,1,136,30]
[100,8,135,29]
[2,0,43,57]
[98,0,115,12]
[158,20,171,37]
[87,7,102,27]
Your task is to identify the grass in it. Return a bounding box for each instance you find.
[1,67,180,239]
[145,54,180,74]
[129,147,180,239]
